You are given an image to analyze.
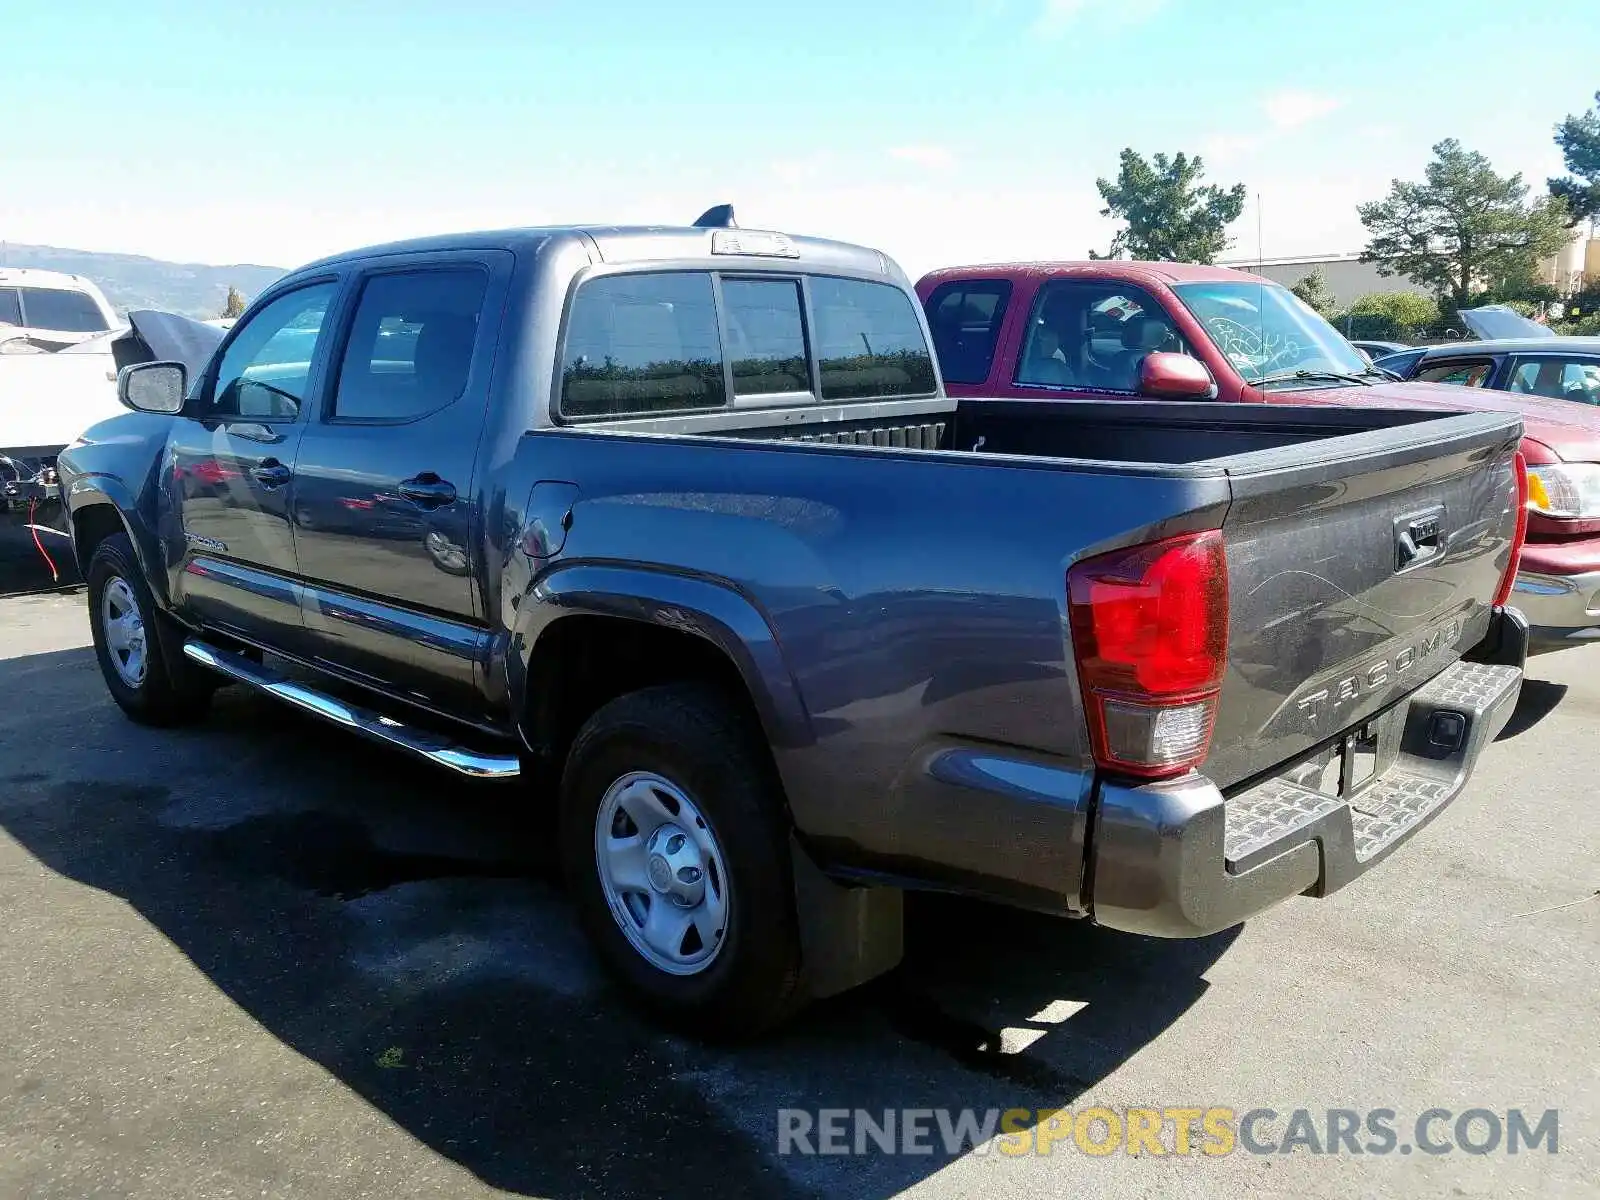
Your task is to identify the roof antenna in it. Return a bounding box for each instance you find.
[1256,191,1264,268]
[693,204,738,229]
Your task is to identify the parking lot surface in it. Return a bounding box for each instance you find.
[1,591,1594,1199]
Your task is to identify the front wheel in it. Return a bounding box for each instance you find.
[559,684,803,1038]
[86,533,213,727]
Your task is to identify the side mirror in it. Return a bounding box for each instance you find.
[118,362,188,414]
[1137,351,1217,400]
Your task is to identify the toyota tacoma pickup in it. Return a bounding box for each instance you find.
[58,213,1528,1036]
[920,261,1594,649]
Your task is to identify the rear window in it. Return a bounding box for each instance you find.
[722,278,809,397]
[557,270,936,420]
[18,286,109,333]
[809,277,936,401]
[925,280,1011,384]
[561,272,726,419]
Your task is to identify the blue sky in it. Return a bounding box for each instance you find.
[3,0,1593,278]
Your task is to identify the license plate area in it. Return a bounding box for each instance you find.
[1305,704,1406,800]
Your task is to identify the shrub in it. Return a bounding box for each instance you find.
[1337,291,1441,340]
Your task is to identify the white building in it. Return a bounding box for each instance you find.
[1220,229,1600,309]
[1215,252,1415,308]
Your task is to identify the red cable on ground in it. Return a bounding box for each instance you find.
[28,498,60,583]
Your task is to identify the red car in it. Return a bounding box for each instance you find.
[918,260,1600,651]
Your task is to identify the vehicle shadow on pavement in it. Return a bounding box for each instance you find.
[0,646,1238,1200]
[0,541,80,596]
[1495,678,1568,741]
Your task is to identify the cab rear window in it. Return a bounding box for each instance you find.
[722,278,809,397]
[809,276,936,401]
[559,271,935,419]
[560,273,727,419]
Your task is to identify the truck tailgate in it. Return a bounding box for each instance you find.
[1204,413,1523,789]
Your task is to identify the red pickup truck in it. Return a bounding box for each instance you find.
[918,261,1600,650]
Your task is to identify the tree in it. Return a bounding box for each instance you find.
[220,286,246,319]
[1551,90,1600,226]
[1290,268,1338,315]
[1472,262,1560,309]
[1091,149,1246,263]
[1358,139,1572,309]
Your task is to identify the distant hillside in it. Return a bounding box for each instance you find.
[0,243,285,319]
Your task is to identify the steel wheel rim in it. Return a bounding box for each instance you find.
[101,577,148,688]
[594,770,730,976]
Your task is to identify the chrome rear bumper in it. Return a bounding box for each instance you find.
[1087,652,1523,938]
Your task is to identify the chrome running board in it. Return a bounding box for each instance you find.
[182,640,520,779]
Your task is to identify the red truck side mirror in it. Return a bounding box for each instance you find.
[1137,352,1217,401]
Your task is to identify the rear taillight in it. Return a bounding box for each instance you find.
[1493,451,1529,609]
[1068,530,1228,779]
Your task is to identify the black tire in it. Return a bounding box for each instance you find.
[559,683,804,1038]
[86,533,214,727]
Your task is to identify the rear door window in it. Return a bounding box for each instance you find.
[1414,359,1493,388]
[809,276,936,401]
[331,268,489,421]
[925,280,1011,384]
[1506,356,1600,404]
[18,287,109,332]
[0,289,21,327]
[561,272,725,419]
[721,278,810,398]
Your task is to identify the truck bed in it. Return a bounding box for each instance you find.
[600,394,1497,471]
[563,397,1523,795]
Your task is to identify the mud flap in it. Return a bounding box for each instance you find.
[789,835,904,999]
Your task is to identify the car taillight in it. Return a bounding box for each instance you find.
[1493,451,1529,609]
[1067,529,1228,779]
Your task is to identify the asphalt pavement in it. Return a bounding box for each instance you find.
[0,591,1594,1199]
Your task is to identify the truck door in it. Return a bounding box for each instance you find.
[169,278,341,650]
[289,251,511,711]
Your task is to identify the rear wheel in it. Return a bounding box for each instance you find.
[559,684,803,1038]
[86,534,213,726]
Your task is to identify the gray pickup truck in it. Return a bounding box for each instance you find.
[57,212,1529,1036]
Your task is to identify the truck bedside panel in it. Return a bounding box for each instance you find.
[859,739,1094,913]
